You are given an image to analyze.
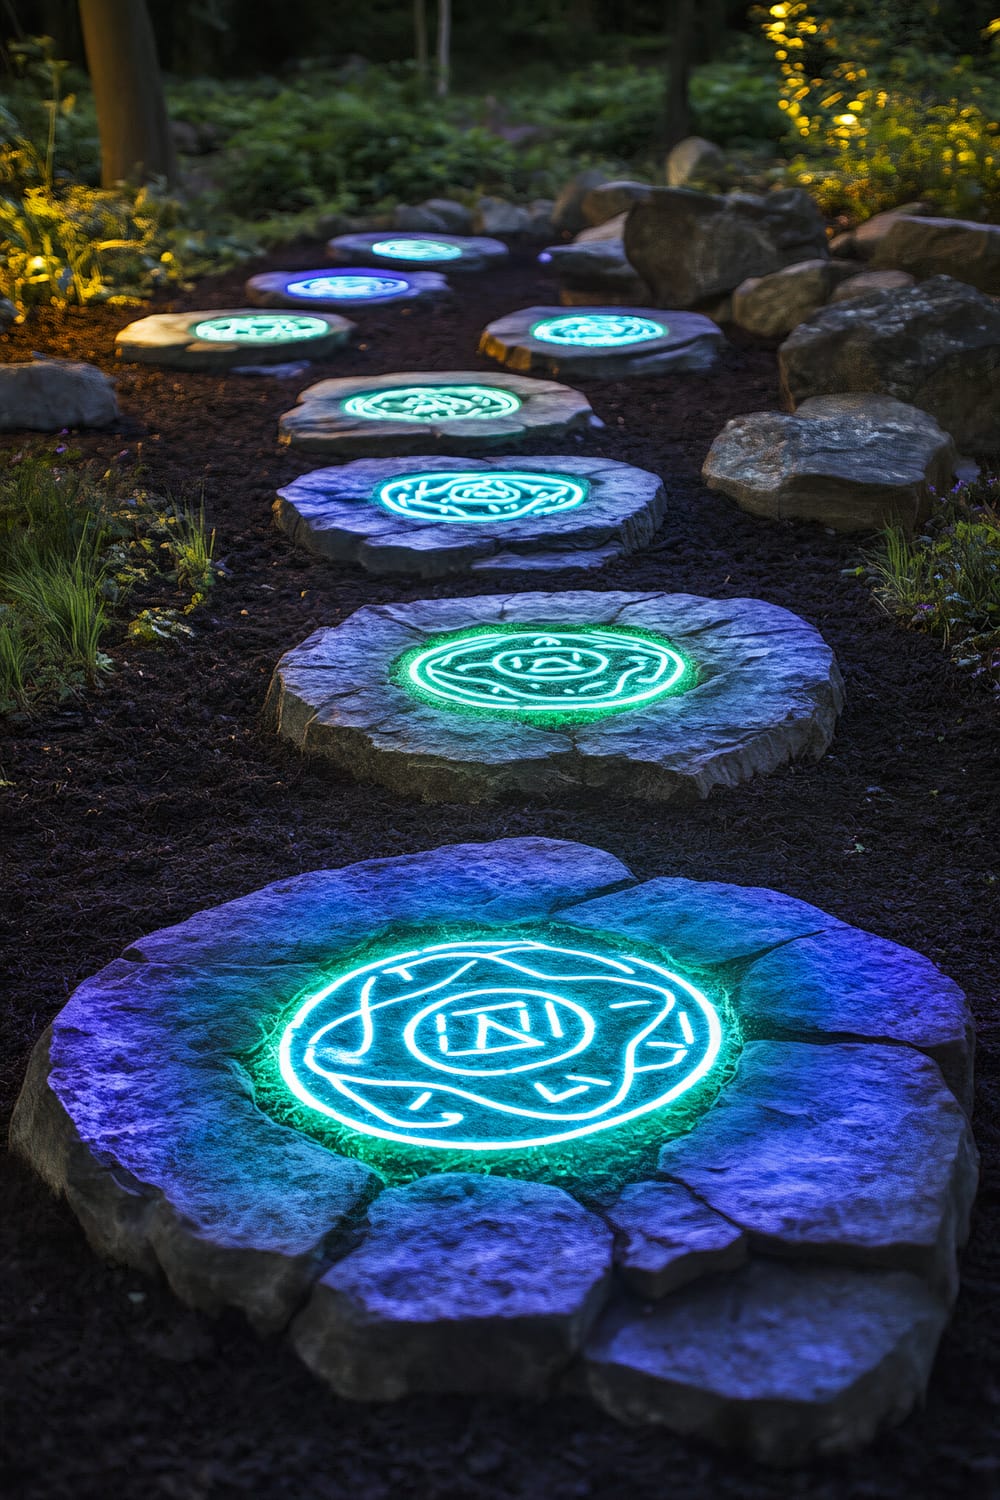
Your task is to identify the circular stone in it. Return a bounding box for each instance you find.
[266,590,845,803]
[115,307,353,369]
[246,267,449,310]
[10,836,976,1455]
[329,231,509,273]
[479,304,725,378]
[273,456,666,578]
[278,370,593,458]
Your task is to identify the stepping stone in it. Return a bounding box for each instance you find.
[779,275,1000,454]
[0,355,117,431]
[479,305,725,378]
[328,231,508,272]
[266,589,844,803]
[11,837,975,1456]
[278,370,593,458]
[246,266,449,309]
[115,308,352,370]
[273,455,666,579]
[702,393,957,532]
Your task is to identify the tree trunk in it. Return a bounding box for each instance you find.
[78,0,176,187]
[662,0,695,150]
[414,0,429,82]
[435,0,451,98]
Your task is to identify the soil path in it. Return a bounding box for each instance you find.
[2,246,998,1499]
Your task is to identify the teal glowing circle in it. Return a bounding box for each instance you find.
[399,626,688,717]
[191,313,330,343]
[343,385,522,423]
[370,237,463,262]
[376,470,589,523]
[278,935,722,1150]
[285,273,410,300]
[531,314,666,347]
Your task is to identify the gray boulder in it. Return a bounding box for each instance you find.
[625,187,829,308]
[575,212,628,244]
[415,197,473,232]
[665,136,729,189]
[732,258,863,337]
[830,269,916,303]
[830,202,931,259]
[582,180,653,226]
[872,215,1000,295]
[542,239,651,303]
[473,196,531,235]
[702,393,957,532]
[552,169,611,234]
[779,275,1000,453]
[0,355,118,431]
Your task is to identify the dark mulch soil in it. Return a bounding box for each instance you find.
[2,246,998,1500]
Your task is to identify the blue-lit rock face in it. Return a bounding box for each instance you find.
[479,303,725,378]
[375,469,589,523]
[245,267,449,311]
[285,273,411,300]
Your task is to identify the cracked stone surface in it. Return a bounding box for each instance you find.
[115,308,353,369]
[292,1174,612,1398]
[702,393,957,533]
[328,232,508,272]
[266,590,844,805]
[273,455,666,578]
[11,837,976,1456]
[245,267,449,309]
[278,370,593,457]
[479,304,724,378]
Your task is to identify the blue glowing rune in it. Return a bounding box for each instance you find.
[279,936,722,1149]
[531,314,667,347]
[400,626,688,716]
[192,314,331,342]
[285,273,411,301]
[375,470,589,523]
[343,385,522,422]
[370,238,463,262]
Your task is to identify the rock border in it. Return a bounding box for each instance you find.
[479,305,725,378]
[245,267,449,310]
[10,837,976,1459]
[115,308,353,370]
[272,455,666,578]
[266,589,845,804]
[277,370,594,458]
[328,232,509,272]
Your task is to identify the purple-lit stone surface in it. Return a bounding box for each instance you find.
[11,838,977,1457]
[246,267,449,310]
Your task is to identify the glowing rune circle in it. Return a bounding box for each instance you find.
[279,937,722,1149]
[285,274,411,300]
[370,237,463,262]
[191,314,331,343]
[400,626,688,715]
[375,470,589,523]
[343,385,522,423]
[531,314,667,347]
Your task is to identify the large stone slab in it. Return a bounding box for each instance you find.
[266,590,844,804]
[479,305,724,378]
[292,1174,612,1398]
[0,355,118,430]
[779,275,1000,454]
[584,1264,948,1463]
[278,370,593,457]
[871,215,1000,295]
[624,187,828,308]
[115,308,353,370]
[273,455,666,578]
[656,1041,978,1299]
[328,231,508,272]
[245,267,449,309]
[702,393,957,532]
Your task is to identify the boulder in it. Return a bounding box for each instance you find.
[0,355,118,431]
[392,202,447,231]
[830,202,932,259]
[702,393,957,532]
[526,197,556,237]
[416,197,473,233]
[872,215,1000,296]
[575,212,628,244]
[541,239,651,303]
[665,136,729,189]
[778,275,1000,453]
[625,187,829,308]
[582,180,653,226]
[731,258,863,337]
[830,269,916,303]
[552,169,611,234]
[473,196,531,235]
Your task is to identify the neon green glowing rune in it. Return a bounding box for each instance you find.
[343,385,522,422]
[531,314,666,347]
[191,314,331,342]
[376,470,589,523]
[398,625,688,717]
[279,936,722,1149]
[370,237,464,262]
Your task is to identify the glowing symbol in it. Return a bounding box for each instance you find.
[285,274,411,301]
[343,385,522,423]
[278,936,722,1149]
[375,470,588,523]
[531,314,667,347]
[398,626,688,717]
[191,314,330,342]
[370,238,463,262]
